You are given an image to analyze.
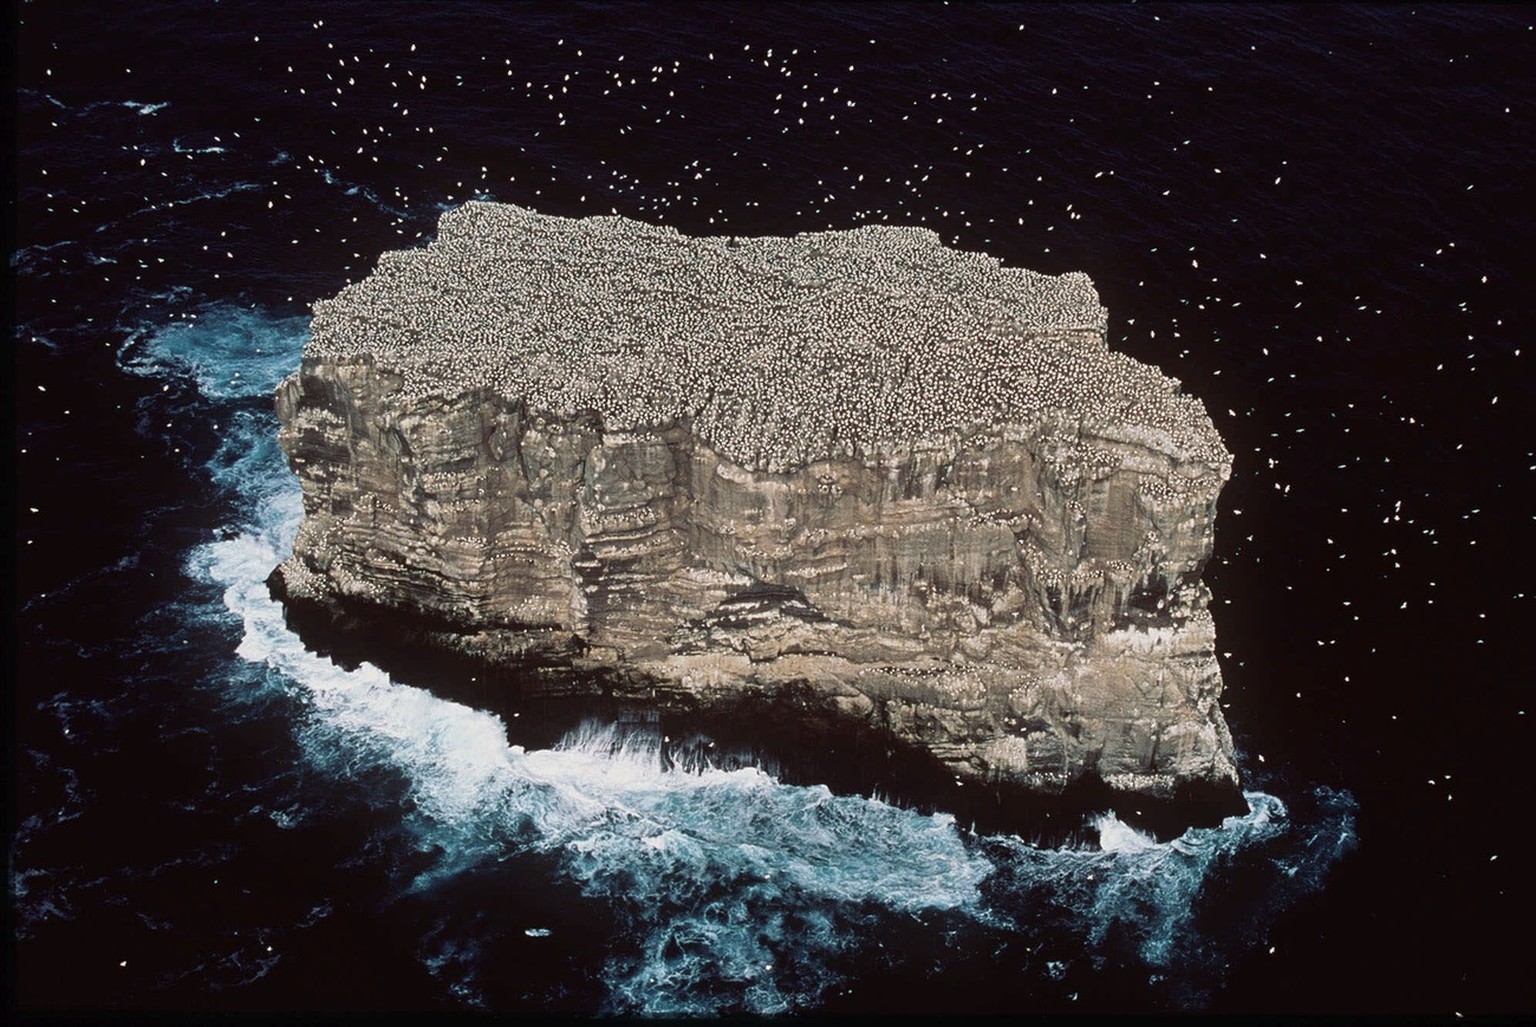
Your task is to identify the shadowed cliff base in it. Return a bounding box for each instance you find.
[269,568,1246,844]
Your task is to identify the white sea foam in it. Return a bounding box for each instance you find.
[128,182,264,216]
[1094,810,1165,853]
[121,100,169,116]
[171,139,229,155]
[119,302,308,401]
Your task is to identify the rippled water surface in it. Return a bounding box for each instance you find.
[14,1,1532,1016]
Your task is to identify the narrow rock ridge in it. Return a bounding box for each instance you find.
[274,201,1242,822]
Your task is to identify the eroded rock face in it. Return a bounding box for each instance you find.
[272,202,1240,812]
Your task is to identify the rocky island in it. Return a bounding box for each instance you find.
[271,201,1243,833]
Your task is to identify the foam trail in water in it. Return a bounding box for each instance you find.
[976,786,1356,1008]
[119,302,308,401]
[536,722,992,1013]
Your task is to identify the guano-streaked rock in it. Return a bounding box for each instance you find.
[271,201,1242,825]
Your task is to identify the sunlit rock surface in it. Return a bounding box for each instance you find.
[272,201,1240,812]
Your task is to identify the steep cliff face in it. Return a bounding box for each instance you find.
[272,201,1240,809]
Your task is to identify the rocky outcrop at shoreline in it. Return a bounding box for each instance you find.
[271,201,1242,827]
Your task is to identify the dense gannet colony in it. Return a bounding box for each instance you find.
[308,201,1225,471]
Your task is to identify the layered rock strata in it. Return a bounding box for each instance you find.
[272,201,1241,814]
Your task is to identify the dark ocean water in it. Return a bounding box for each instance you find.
[11,1,1533,1017]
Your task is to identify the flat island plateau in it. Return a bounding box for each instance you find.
[270,200,1244,834]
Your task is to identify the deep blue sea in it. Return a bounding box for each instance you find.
[12,1,1534,1017]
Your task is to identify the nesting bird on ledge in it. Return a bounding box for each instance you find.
[307,201,1224,474]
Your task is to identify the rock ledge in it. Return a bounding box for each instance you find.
[273,201,1242,827]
